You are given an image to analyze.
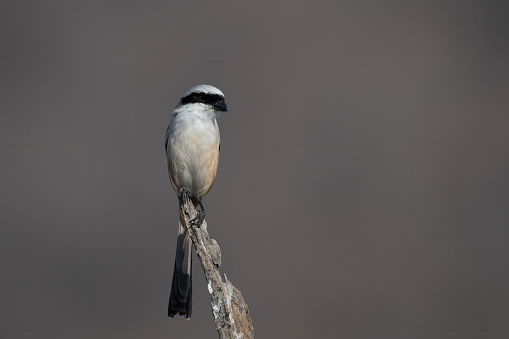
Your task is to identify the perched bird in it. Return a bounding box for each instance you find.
[165,85,228,319]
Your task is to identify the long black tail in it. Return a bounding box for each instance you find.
[168,217,192,319]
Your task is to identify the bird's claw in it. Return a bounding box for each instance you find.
[178,188,190,207]
[188,211,204,228]
[189,200,205,228]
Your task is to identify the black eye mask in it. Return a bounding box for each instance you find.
[181,92,225,106]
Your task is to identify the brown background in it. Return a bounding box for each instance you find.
[1,1,508,338]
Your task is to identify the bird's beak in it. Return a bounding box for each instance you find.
[213,101,228,112]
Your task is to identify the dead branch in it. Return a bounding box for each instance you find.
[179,188,254,339]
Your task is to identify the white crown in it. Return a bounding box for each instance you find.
[182,84,225,98]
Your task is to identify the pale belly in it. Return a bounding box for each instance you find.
[167,119,220,200]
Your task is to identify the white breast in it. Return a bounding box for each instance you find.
[166,105,220,199]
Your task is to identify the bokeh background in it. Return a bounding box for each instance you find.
[1,0,508,338]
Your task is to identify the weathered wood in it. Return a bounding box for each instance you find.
[179,188,254,339]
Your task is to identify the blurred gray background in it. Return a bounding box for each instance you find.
[1,0,508,338]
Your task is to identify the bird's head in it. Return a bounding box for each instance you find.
[178,85,228,112]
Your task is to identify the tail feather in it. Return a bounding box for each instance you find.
[168,212,192,319]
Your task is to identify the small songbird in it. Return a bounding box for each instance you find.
[165,84,228,319]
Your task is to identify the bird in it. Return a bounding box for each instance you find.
[165,84,228,319]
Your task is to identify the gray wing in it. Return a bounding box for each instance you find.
[165,110,179,154]
[165,123,170,154]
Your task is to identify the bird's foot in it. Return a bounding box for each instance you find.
[178,188,190,207]
[189,200,205,228]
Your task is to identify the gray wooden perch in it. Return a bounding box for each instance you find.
[178,188,254,339]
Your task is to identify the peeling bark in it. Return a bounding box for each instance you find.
[179,188,254,339]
